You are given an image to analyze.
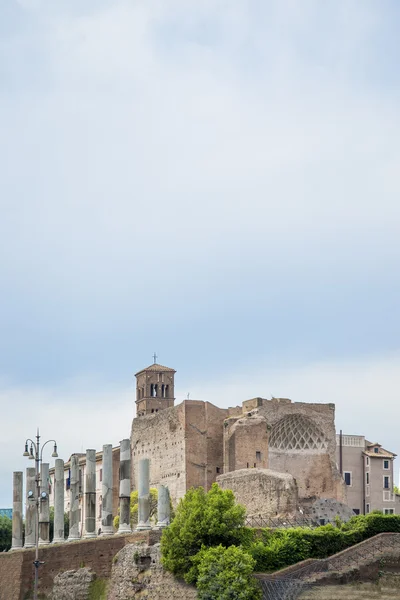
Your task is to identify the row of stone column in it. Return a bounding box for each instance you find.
[11,442,170,549]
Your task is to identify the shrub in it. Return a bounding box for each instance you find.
[0,515,11,552]
[113,488,165,529]
[161,483,248,583]
[195,545,261,600]
[249,532,311,571]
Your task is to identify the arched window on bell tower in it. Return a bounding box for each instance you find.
[134,362,176,417]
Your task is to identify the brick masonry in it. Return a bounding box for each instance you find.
[0,531,161,600]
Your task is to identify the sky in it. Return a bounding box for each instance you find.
[1,0,400,506]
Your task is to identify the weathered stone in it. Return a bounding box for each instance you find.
[107,543,197,600]
[51,567,95,600]
[24,467,36,548]
[217,468,298,517]
[137,458,151,530]
[101,444,114,535]
[53,459,65,543]
[118,439,131,534]
[156,484,170,528]
[310,498,356,524]
[39,463,50,545]
[11,472,23,550]
[68,455,80,541]
[84,449,97,538]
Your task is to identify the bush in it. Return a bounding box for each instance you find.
[195,545,261,600]
[113,488,173,530]
[161,483,249,583]
[249,513,400,572]
[0,515,12,552]
[249,532,311,571]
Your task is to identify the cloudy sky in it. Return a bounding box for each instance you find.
[1,0,400,506]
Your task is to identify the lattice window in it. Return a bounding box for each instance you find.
[269,414,327,450]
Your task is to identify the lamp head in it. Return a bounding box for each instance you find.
[23,443,30,457]
[52,443,58,458]
[29,445,34,460]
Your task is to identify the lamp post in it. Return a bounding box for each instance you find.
[23,428,58,600]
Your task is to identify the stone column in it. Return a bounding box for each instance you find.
[53,459,65,543]
[156,484,171,528]
[101,444,113,535]
[11,471,23,550]
[136,458,151,530]
[39,463,50,545]
[118,439,131,533]
[84,449,97,538]
[68,454,80,541]
[24,467,36,548]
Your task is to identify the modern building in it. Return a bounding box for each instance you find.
[336,433,400,515]
[49,446,120,535]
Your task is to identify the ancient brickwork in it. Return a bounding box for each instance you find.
[223,414,268,472]
[0,531,160,600]
[131,400,228,505]
[230,398,346,502]
[217,468,298,516]
[184,401,227,492]
[131,404,187,503]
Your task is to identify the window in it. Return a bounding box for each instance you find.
[100,469,103,482]
[374,447,379,453]
[216,467,221,474]
[344,471,352,486]
[366,472,369,484]
[384,509,394,515]
[246,462,249,468]
[384,460,390,470]
[353,509,360,515]
[253,463,256,468]
[366,457,369,466]
[256,451,261,461]
[366,503,370,514]
[366,485,370,497]
[384,476,390,489]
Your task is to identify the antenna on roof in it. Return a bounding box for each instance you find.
[153,352,158,364]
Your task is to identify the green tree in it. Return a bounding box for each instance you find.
[113,488,160,530]
[0,515,12,552]
[161,483,249,583]
[394,485,400,495]
[195,545,261,600]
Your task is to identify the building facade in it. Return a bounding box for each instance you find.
[336,434,400,515]
[131,362,346,507]
[49,446,120,535]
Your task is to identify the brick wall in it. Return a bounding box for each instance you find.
[0,531,161,600]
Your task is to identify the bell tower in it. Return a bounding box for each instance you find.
[135,359,176,417]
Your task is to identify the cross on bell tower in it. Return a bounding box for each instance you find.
[135,360,176,417]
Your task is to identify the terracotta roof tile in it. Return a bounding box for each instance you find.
[135,363,176,376]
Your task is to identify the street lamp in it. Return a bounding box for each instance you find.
[23,428,58,600]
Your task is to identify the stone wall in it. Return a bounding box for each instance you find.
[0,531,160,600]
[223,414,268,473]
[131,404,187,504]
[217,468,298,516]
[229,398,346,502]
[131,400,228,505]
[107,543,197,600]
